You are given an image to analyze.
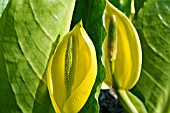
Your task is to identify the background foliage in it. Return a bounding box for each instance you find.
[132,0,170,112]
[0,0,75,112]
[0,0,8,17]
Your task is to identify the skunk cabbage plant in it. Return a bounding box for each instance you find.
[47,21,97,113]
[102,1,145,113]
[103,0,142,90]
[0,0,170,113]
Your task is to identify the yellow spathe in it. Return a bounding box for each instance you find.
[47,21,97,113]
[103,0,142,90]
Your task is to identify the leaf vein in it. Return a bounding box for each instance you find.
[142,69,166,95]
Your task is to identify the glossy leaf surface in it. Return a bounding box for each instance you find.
[132,0,170,112]
[0,0,75,112]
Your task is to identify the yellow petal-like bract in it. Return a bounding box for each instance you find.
[103,1,142,90]
[47,21,97,113]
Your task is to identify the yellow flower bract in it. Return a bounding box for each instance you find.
[103,1,142,90]
[47,21,97,113]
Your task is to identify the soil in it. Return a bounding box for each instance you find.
[99,89,124,113]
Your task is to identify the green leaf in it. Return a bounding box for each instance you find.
[132,0,170,113]
[71,0,106,112]
[134,0,146,17]
[0,0,8,17]
[117,89,147,113]
[126,90,147,113]
[0,0,75,112]
[109,0,134,19]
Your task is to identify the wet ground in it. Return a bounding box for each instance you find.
[99,89,124,113]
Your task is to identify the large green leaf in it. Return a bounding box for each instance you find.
[0,0,75,112]
[132,0,170,113]
[0,0,8,17]
[71,0,106,113]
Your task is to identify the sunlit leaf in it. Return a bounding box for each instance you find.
[0,0,8,17]
[0,0,76,112]
[132,0,170,112]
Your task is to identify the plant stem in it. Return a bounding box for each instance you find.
[117,89,138,113]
